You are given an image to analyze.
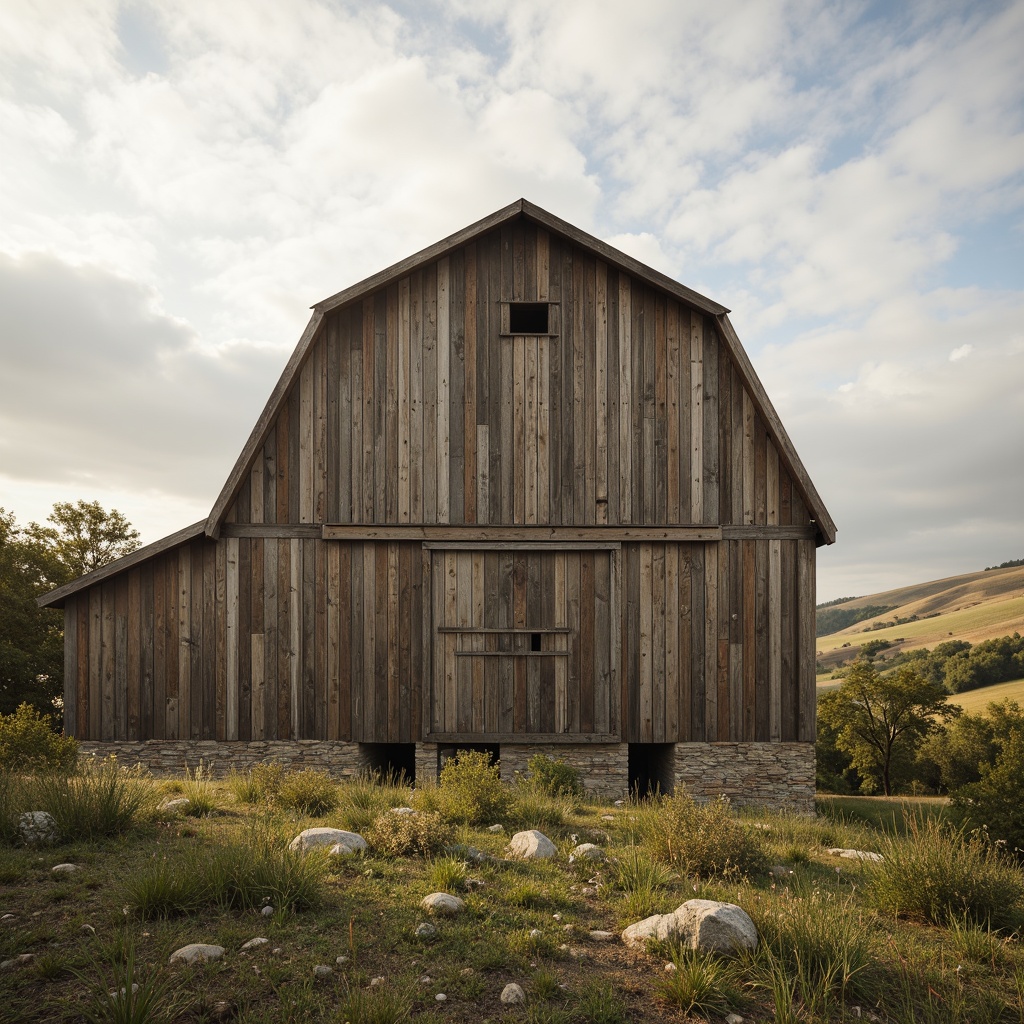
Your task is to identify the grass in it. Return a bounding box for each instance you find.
[949,676,1024,713]
[3,772,1024,1023]
[816,794,949,833]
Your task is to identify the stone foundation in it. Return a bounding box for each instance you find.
[415,742,440,786]
[498,744,629,800]
[674,742,815,814]
[76,740,370,779]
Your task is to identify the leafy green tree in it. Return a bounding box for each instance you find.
[0,502,140,721]
[24,500,140,580]
[952,728,1024,855]
[818,660,959,795]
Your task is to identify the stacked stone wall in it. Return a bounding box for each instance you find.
[497,744,629,799]
[76,740,369,778]
[674,742,815,814]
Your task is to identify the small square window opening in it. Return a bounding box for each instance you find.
[509,302,549,334]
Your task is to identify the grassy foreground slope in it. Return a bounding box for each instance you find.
[816,564,1024,675]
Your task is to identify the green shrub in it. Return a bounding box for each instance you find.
[951,728,1024,854]
[364,809,453,857]
[34,758,155,840]
[275,768,338,816]
[526,753,583,798]
[0,703,78,774]
[636,793,769,880]
[868,817,1024,927]
[432,749,512,825]
[336,770,411,831]
[226,761,283,804]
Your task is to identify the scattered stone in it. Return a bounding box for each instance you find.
[563,923,574,932]
[600,814,615,822]
[240,938,269,951]
[770,865,794,879]
[588,930,616,942]
[370,976,385,987]
[109,983,140,998]
[569,843,604,863]
[18,811,57,845]
[80,924,96,935]
[390,806,417,816]
[420,892,465,916]
[552,913,562,922]
[0,915,15,922]
[621,900,757,954]
[725,1014,744,1024]
[313,965,333,978]
[0,954,34,970]
[500,983,526,1005]
[261,905,275,917]
[419,974,432,985]
[435,993,447,1002]
[288,828,367,854]
[415,922,437,939]
[169,943,225,965]
[508,829,557,860]
[826,848,883,863]
[336,955,349,965]
[51,863,81,875]
[159,798,191,813]
[210,1000,236,1022]
[272,948,282,955]
[487,823,504,833]
[445,842,489,864]
[664,962,677,973]
[614,800,625,806]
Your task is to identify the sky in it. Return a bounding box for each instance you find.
[1,0,1022,604]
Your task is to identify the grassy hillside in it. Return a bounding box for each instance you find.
[948,676,1024,714]
[816,564,1024,674]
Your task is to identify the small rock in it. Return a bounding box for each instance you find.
[210,1001,236,1022]
[500,982,526,1005]
[664,962,678,973]
[600,814,615,821]
[390,806,417,816]
[313,965,332,978]
[159,797,191,813]
[588,930,616,942]
[419,974,432,984]
[415,922,437,939]
[435,993,447,1002]
[289,828,366,853]
[0,954,34,970]
[826,848,883,863]
[725,1014,744,1024]
[80,924,96,935]
[370,976,385,987]
[0,914,14,922]
[272,948,282,955]
[51,863,81,875]
[460,967,473,976]
[487,823,504,833]
[420,892,465,916]
[568,843,604,864]
[240,937,269,950]
[614,800,625,806]
[507,830,557,860]
[552,913,562,921]
[18,811,57,844]
[336,955,349,965]
[169,943,225,965]
[109,983,140,998]
[563,923,573,932]
[261,905,275,917]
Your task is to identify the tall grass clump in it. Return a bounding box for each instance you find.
[123,843,326,919]
[749,886,876,1010]
[612,846,676,919]
[335,770,411,831]
[275,768,338,816]
[508,783,574,831]
[76,939,178,1024]
[868,817,1024,927]
[635,792,769,880]
[0,703,78,774]
[226,761,283,804]
[0,771,25,845]
[364,809,453,857]
[178,761,218,816]
[34,758,155,840]
[425,750,512,826]
[657,949,742,1018]
[338,981,412,1024]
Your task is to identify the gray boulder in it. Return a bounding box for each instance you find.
[500,982,526,1004]
[622,900,757,953]
[420,892,465,916]
[289,828,366,853]
[508,830,557,860]
[18,811,56,845]
[826,847,883,863]
[569,843,604,863]
[169,943,225,965]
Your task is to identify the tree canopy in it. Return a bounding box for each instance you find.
[818,660,959,795]
[0,502,140,721]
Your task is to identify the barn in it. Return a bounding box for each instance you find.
[39,200,835,811]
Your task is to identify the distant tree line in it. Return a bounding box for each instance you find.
[0,502,139,723]
[816,603,897,637]
[985,557,1024,570]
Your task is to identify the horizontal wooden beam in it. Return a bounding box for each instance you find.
[426,732,621,744]
[322,525,722,543]
[453,650,569,658]
[438,626,572,634]
[222,524,322,539]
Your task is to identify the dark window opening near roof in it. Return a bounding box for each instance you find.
[509,302,550,334]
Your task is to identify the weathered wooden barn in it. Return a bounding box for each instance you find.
[41,200,834,809]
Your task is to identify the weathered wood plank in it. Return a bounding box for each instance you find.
[435,258,451,524]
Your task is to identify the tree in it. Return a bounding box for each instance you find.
[25,500,140,581]
[0,502,141,722]
[952,728,1024,855]
[818,660,959,796]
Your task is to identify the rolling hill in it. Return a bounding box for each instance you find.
[816,563,1024,680]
